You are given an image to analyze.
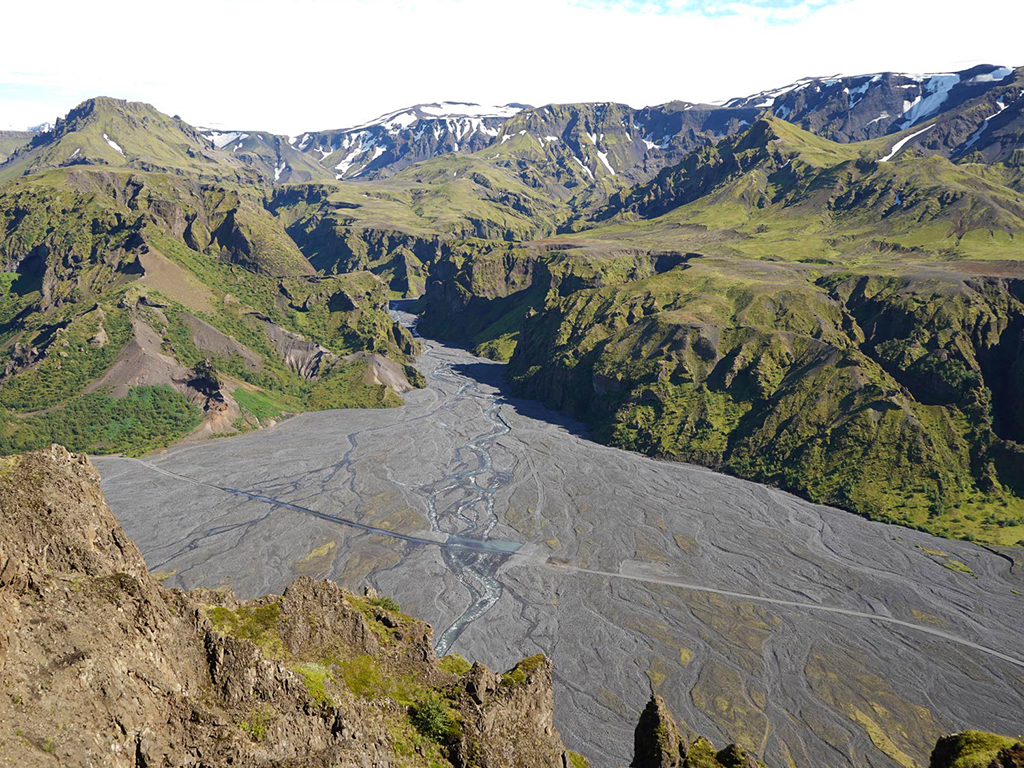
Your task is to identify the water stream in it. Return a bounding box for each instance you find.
[390,301,521,655]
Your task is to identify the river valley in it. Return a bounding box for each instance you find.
[93,305,1024,768]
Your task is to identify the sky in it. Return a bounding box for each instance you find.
[1,0,1021,135]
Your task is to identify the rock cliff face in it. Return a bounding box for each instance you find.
[629,695,758,768]
[0,445,576,767]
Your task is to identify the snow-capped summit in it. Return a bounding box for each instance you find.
[351,102,526,132]
[294,102,531,180]
[721,64,1018,142]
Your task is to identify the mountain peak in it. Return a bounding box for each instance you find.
[721,64,1021,142]
[347,101,528,133]
[0,96,258,185]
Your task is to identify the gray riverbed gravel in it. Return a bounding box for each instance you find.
[94,308,1024,767]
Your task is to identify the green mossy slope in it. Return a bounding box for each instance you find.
[507,256,1024,545]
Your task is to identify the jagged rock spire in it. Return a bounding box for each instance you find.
[631,694,687,768]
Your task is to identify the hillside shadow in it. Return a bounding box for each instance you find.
[449,361,591,441]
[389,299,592,441]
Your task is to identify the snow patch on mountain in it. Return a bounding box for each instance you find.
[419,102,523,118]
[350,102,523,133]
[880,123,936,162]
[383,112,418,132]
[334,141,365,177]
[968,67,1013,84]
[847,75,880,108]
[572,155,594,180]
[207,131,245,149]
[959,100,1009,154]
[103,134,124,156]
[900,74,960,128]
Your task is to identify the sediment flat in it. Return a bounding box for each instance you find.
[94,311,1024,768]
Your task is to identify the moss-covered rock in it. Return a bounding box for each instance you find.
[505,256,1024,545]
[930,731,1024,768]
[0,167,418,455]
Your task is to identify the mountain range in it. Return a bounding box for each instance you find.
[3,61,1024,768]
[2,63,1024,547]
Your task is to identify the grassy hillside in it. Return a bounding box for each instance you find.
[588,117,1024,259]
[506,256,1024,545]
[0,97,260,186]
[0,164,418,456]
[417,119,1024,546]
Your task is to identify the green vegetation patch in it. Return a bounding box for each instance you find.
[205,599,285,658]
[500,653,546,686]
[438,654,472,676]
[0,271,17,294]
[914,545,977,578]
[409,690,459,743]
[294,662,335,707]
[934,731,1021,768]
[367,594,402,612]
[0,385,202,457]
[232,386,290,423]
[237,705,275,743]
[386,718,452,768]
[345,593,410,644]
[308,360,403,410]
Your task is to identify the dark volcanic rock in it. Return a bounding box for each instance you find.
[632,695,687,768]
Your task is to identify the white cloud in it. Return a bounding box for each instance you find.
[0,0,1020,134]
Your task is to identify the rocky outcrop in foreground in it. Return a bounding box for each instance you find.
[1,446,1021,767]
[0,445,577,767]
[629,695,758,768]
[931,732,1024,768]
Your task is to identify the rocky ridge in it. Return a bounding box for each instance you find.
[0,445,577,767]
[245,64,1020,189]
